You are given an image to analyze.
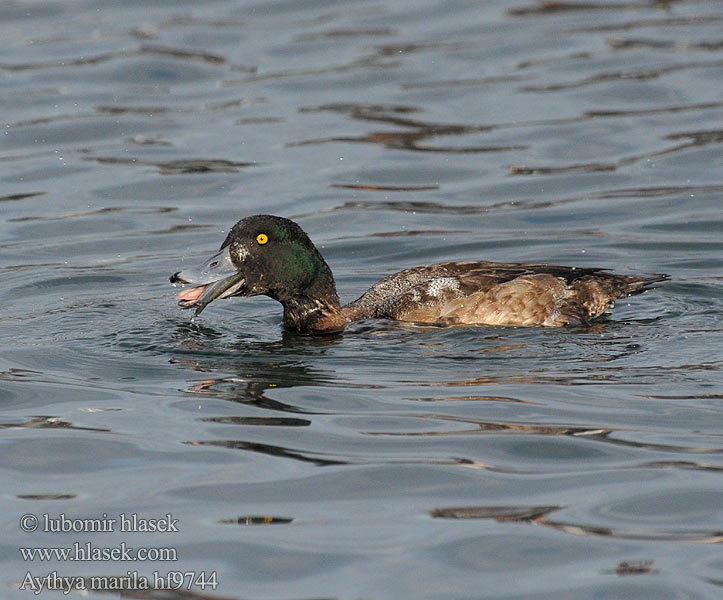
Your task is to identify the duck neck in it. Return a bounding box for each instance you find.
[277,266,347,334]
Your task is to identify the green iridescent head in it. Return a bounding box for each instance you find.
[171,214,338,315]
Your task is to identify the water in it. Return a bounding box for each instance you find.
[2,1,722,598]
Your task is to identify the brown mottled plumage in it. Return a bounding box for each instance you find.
[341,262,662,327]
[170,215,668,334]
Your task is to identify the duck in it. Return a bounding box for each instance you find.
[170,214,668,334]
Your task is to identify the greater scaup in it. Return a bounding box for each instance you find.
[170,214,668,334]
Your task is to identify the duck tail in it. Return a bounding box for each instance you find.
[625,273,670,296]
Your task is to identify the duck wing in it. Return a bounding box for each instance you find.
[342,261,667,327]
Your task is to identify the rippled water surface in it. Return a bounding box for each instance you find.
[2,1,722,598]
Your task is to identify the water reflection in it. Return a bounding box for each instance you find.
[218,515,293,525]
[186,439,347,467]
[202,416,311,427]
[84,156,257,174]
[611,560,657,576]
[519,60,723,93]
[431,505,561,521]
[592,435,723,456]
[608,38,723,52]
[401,74,529,90]
[364,417,610,438]
[508,123,723,175]
[295,27,395,42]
[318,199,507,214]
[185,376,319,414]
[0,191,45,202]
[507,2,638,16]
[292,103,525,153]
[409,394,535,404]
[0,415,109,433]
[15,493,76,500]
[0,43,227,71]
[170,323,347,413]
[227,53,396,85]
[431,504,723,543]
[330,183,438,192]
[564,13,723,33]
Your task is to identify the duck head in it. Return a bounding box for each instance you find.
[170,215,341,328]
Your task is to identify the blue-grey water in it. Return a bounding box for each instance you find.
[2,1,722,599]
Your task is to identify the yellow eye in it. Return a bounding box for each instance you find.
[256,233,268,245]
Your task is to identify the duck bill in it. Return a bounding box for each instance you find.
[170,246,246,316]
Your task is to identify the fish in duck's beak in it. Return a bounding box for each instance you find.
[170,246,246,316]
